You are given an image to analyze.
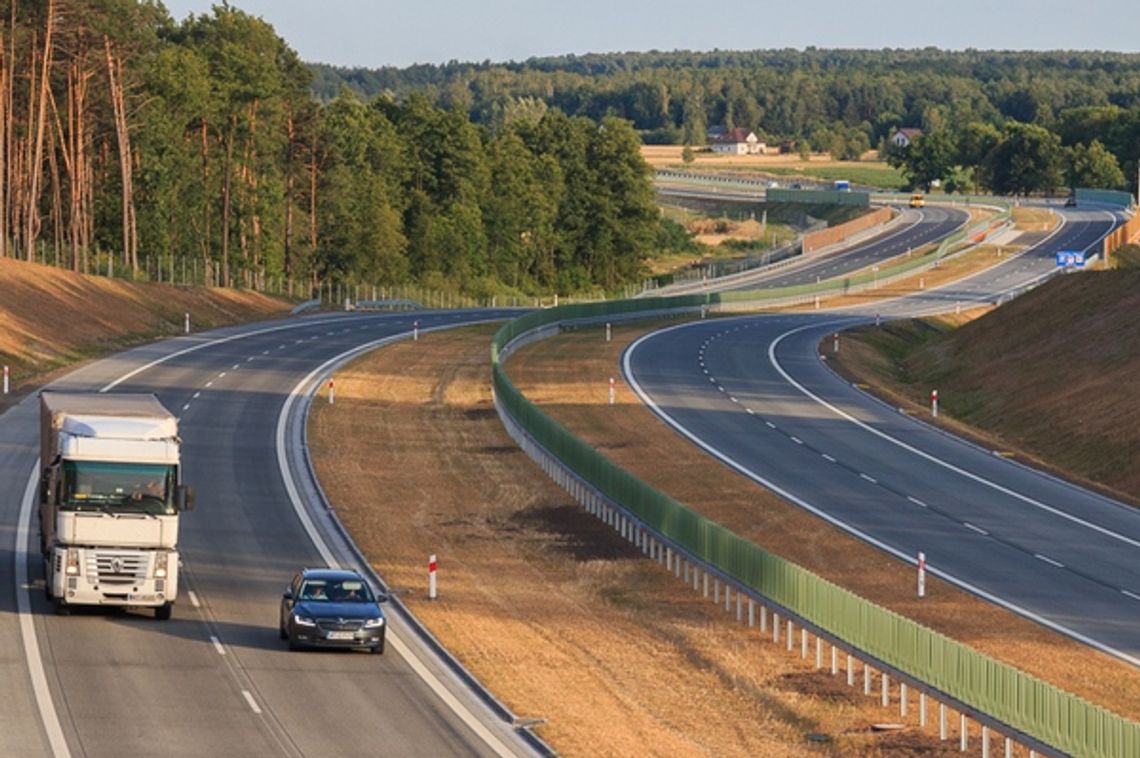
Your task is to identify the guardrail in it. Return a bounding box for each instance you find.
[490,291,1138,758]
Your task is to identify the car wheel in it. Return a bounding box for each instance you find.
[288,635,301,652]
[279,624,288,640]
[53,599,70,616]
[155,602,173,621]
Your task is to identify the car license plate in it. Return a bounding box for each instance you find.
[129,593,157,602]
[326,631,355,640]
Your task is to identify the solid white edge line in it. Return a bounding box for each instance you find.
[275,328,518,758]
[623,322,1140,668]
[765,321,1140,551]
[17,463,72,758]
[0,312,454,753]
[241,690,263,715]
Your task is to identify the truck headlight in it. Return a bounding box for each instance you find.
[65,548,80,576]
[364,617,384,628]
[154,551,168,579]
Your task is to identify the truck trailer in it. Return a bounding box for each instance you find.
[39,392,194,619]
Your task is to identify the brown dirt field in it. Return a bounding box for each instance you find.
[0,256,292,411]
[504,324,1140,732]
[642,145,843,170]
[1010,207,1056,232]
[308,325,994,757]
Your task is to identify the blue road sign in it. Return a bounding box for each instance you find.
[1055,250,1085,268]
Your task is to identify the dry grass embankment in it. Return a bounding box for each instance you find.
[0,257,292,412]
[503,323,1140,733]
[309,325,976,757]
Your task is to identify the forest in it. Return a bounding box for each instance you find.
[0,1,662,298]
[314,48,1140,196]
[8,2,1140,301]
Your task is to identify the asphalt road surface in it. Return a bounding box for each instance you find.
[624,207,1140,664]
[0,310,535,757]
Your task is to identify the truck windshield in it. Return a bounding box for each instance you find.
[61,461,175,515]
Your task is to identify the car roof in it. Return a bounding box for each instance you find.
[298,568,365,581]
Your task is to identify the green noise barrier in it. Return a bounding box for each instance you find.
[491,297,1138,758]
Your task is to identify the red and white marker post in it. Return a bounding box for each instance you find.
[917,552,926,598]
[428,554,437,600]
[931,388,938,418]
[328,378,335,405]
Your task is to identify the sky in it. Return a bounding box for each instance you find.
[159,1,1140,69]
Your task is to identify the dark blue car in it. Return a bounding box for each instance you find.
[279,568,387,653]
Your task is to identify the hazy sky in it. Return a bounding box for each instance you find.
[160,1,1139,68]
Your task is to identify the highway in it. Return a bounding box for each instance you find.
[624,207,1140,663]
[0,310,534,757]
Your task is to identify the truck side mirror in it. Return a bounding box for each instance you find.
[177,485,196,512]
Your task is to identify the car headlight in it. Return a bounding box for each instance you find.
[293,614,316,626]
[364,617,384,628]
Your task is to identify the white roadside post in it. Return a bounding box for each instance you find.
[2,365,7,394]
[833,332,839,354]
[931,389,938,418]
[428,554,438,600]
[918,552,926,598]
[328,379,335,405]
[605,322,611,342]
[609,377,616,406]
[413,320,420,341]
[184,312,190,334]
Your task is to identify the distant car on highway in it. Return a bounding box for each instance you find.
[1065,195,1078,207]
[279,568,387,653]
[910,193,925,208]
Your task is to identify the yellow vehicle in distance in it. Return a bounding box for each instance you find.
[910,193,925,208]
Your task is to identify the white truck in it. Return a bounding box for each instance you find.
[39,392,195,619]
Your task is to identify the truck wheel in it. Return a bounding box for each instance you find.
[53,600,70,616]
[154,603,173,621]
[43,558,54,600]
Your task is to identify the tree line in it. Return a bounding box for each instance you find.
[314,48,1140,194]
[0,1,662,297]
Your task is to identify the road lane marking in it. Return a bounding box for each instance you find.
[624,320,1140,668]
[218,372,226,378]
[204,381,213,388]
[188,591,201,608]
[232,363,240,370]
[276,328,521,758]
[17,464,72,758]
[242,690,262,715]
[791,437,803,445]
[182,404,190,411]
[907,496,928,508]
[1123,590,1140,601]
[745,408,755,415]
[822,454,836,463]
[210,635,226,656]
[1035,554,1064,568]
[765,421,776,429]
[963,523,988,536]
[192,392,201,399]
[860,473,877,484]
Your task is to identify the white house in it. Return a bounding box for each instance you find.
[891,128,923,149]
[710,128,766,155]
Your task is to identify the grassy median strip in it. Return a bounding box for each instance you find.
[308,323,983,756]
[504,321,1140,732]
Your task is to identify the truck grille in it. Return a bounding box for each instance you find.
[87,552,148,584]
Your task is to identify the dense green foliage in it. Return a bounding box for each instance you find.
[2,2,664,297]
[313,48,1140,195]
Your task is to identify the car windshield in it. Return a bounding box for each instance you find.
[298,578,374,603]
[61,461,175,515]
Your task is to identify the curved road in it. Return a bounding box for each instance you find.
[624,207,1140,663]
[0,310,533,756]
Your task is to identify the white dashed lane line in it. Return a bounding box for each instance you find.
[963,522,989,536]
[181,404,190,412]
[765,421,776,429]
[242,690,262,715]
[791,437,803,445]
[188,591,201,608]
[821,454,836,463]
[231,364,240,370]
[1123,590,1140,601]
[210,635,226,656]
[907,496,928,508]
[192,392,200,399]
[1035,553,1065,568]
[859,473,877,484]
[204,381,213,388]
